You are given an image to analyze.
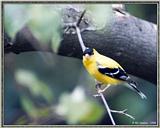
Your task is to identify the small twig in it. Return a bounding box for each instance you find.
[75,26,86,52]
[76,10,86,27]
[93,84,135,124]
[99,92,116,125]
[110,109,135,120]
[75,10,87,52]
[95,92,135,125]
[64,10,87,52]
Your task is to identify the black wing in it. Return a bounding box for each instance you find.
[97,65,129,81]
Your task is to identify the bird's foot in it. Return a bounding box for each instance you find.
[96,84,110,93]
[93,84,110,97]
[96,89,105,94]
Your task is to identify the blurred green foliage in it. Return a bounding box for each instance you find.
[27,5,62,52]
[21,95,39,119]
[4,4,62,53]
[86,4,113,29]
[4,4,29,38]
[56,86,104,124]
[20,95,50,119]
[4,3,157,125]
[15,69,53,103]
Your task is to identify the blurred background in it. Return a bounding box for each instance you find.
[3,3,157,125]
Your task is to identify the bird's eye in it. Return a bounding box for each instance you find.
[83,48,94,56]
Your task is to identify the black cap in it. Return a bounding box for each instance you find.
[83,47,94,56]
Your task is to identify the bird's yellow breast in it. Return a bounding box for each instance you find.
[82,50,123,85]
[83,59,121,85]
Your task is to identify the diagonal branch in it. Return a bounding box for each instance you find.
[99,92,116,125]
[75,26,86,52]
[76,9,86,27]
[94,90,135,125]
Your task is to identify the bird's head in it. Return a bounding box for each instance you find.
[83,47,94,60]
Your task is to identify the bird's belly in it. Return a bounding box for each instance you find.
[84,63,122,85]
[94,71,121,85]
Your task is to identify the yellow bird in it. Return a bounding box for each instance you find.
[83,47,147,99]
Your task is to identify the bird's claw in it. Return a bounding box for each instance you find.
[93,88,105,97]
[97,89,105,94]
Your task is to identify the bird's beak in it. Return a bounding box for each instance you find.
[85,54,90,59]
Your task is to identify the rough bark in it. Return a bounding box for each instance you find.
[4,13,157,85]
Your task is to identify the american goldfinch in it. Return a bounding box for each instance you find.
[83,47,147,99]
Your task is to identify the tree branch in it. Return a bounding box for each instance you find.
[110,109,135,120]
[98,92,116,125]
[4,9,157,84]
[94,92,135,125]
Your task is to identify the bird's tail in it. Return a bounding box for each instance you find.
[126,78,147,100]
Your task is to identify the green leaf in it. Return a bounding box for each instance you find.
[79,100,105,124]
[86,4,113,30]
[39,82,53,103]
[56,86,104,124]
[51,31,62,53]
[15,69,38,87]
[20,95,38,118]
[20,95,50,119]
[28,5,62,48]
[15,69,53,103]
[4,4,30,38]
[4,4,62,52]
